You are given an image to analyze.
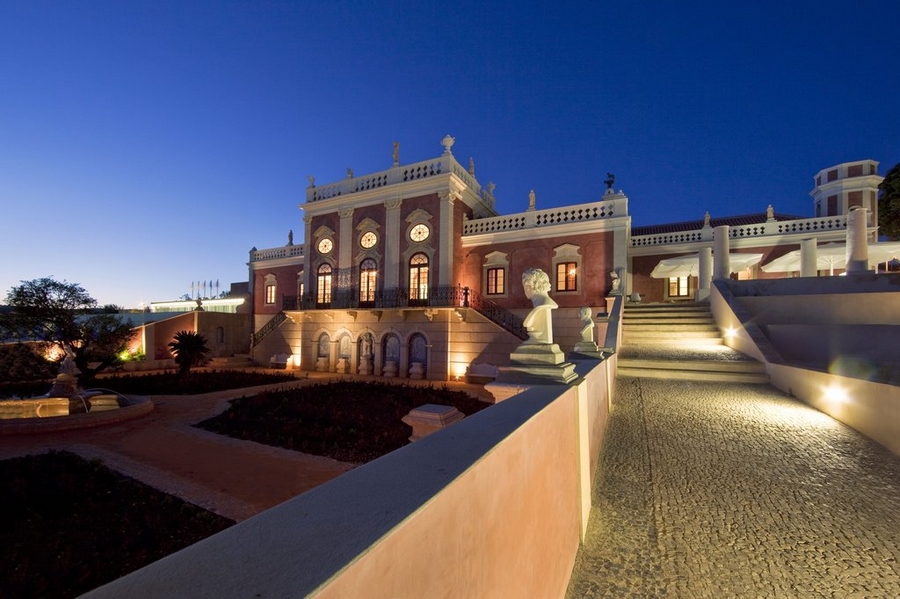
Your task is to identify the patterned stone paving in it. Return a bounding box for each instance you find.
[567,377,900,598]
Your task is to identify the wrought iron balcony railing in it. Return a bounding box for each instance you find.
[283,285,527,340]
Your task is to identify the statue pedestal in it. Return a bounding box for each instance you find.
[571,340,605,361]
[574,340,599,353]
[499,342,578,386]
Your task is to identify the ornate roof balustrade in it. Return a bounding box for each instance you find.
[631,215,850,248]
[250,244,304,263]
[306,155,495,211]
[463,197,626,236]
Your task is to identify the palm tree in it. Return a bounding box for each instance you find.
[168,330,211,375]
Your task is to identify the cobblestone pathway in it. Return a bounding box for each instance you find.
[567,377,900,598]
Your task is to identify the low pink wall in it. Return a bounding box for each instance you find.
[84,359,614,599]
[318,387,582,598]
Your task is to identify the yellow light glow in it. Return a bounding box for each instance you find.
[724,327,737,340]
[823,384,848,406]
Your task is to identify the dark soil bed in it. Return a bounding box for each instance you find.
[197,381,489,463]
[0,451,234,598]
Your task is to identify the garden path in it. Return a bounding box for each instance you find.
[0,372,487,521]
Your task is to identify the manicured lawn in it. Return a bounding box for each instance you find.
[197,381,489,463]
[0,452,234,599]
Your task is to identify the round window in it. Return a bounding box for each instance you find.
[317,238,333,254]
[360,231,377,249]
[409,223,430,242]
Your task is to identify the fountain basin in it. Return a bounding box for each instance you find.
[0,391,153,435]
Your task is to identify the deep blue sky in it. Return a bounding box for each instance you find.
[2,1,898,308]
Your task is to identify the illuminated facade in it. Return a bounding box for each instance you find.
[248,140,884,381]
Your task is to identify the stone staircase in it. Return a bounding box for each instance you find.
[618,303,769,384]
[208,354,253,368]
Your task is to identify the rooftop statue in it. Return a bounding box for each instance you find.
[527,189,536,211]
[521,268,555,345]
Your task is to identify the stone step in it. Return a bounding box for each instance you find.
[618,358,766,374]
[208,356,253,367]
[624,304,710,312]
[623,323,719,333]
[616,366,770,384]
[622,315,716,324]
[624,329,721,338]
[623,337,724,346]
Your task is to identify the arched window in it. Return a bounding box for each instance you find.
[215,326,225,344]
[359,258,377,306]
[409,253,429,305]
[317,264,332,307]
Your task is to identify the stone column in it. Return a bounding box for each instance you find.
[846,206,870,274]
[399,343,410,379]
[302,214,313,296]
[329,341,339,373]
[697,246,713,301]
[713,225,731,280]
[383,197,402,289]
[438,190,459,287]
[800,238,818,277]
[373,343,383,376]
[338,207,354,271]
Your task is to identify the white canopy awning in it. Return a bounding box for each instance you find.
[761,241,900,274]
[650,253,763,279]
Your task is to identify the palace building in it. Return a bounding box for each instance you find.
[247,137,886,381]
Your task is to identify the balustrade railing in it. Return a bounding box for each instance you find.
[251,311,288,347]
[631,215,850,248]
[250,245,304,262]
[465,289,528,340]
[306,155,494,211]
[463,198,623,236]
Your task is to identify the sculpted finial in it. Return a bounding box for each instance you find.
[441,134,455,155]
[527,189,536,211]
[393,141,399,166]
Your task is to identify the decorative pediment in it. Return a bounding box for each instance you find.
[484,251,509,266]
[552,243,581,259]
[405,208,433,224]
[356,217,381,232]
[314,225,335,238]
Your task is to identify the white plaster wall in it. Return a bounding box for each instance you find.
[768,363,900,456]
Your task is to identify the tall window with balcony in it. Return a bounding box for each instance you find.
[317,264,333,307]
[409,253,429,305]
[359,258,377,306]
[556,262,577,292]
